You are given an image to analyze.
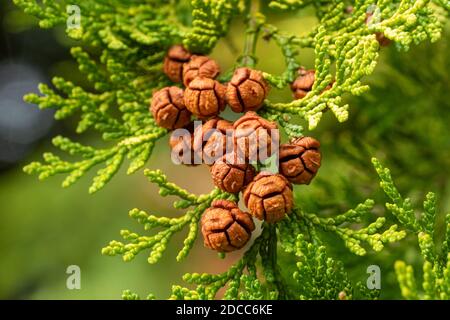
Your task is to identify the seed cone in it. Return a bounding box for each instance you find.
[163,45,192,83]
[226,67,269,113]
[183,55,220,87]
[169,123,200,166]
[193,117,233,165]
[184,77,226,119]
[291,67,333,99]
[150,86,191,129]
[279,136,321,184]
[243,172,293,223]
[210,152,256,193]
[290,68,316,100]
[233,111,279,162]
[201,200,255,252]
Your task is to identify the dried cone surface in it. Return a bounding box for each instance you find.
[233,111,278,162]
[291,68,316,100]
[201,200,255,252]
[210,152,256,193]
[193,117,232,165]
[279,137,321,184]
[183,55,220,87]
[169,123,199,165]
[243,172,293,223]
[184,77,226,119]
[226,67,269,113]
[163,45,192,83]
[150,86,191,129]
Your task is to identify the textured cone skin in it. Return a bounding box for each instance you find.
[290,68,316,100]
[184,77,226,119]
[210,152,256,193]
[193,117,232,165]
[233,111,278,162]
[183,55,220,87]
[279,136,321,184]
[169,123,200,166]
[243,172,293,223]
[201,200,255,252]
[163,45,192,83]
[226,67,270,113]
[150,86,191,129]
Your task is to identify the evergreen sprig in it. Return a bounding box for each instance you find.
[102,170,235,264]
[15,0,185,192]
[112,158,408,300]
[120,226,280,300]
[373,159,450,299]
[373,158,424,232]
[286,201,406,256]
[263,0,447,129]
[395,210,450,300]
[291,235,353,300]
[184,0,244,53]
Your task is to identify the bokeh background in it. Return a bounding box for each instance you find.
[0,1,449,299]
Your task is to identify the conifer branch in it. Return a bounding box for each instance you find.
[373,158,450,299]
[102,170,235,264]
[263,0,446,129]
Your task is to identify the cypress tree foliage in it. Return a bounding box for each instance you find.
[14,0,450,299]
[373,159,450,300]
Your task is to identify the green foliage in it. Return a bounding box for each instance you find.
[373,159,450,299]
[16,0,183,193]
[291,236,353,300]
[264,0,447,129]
[109,159,409,299]
[172,227,276,300]
[15,0,450,300]
[324,25,450,195]
[17,0,449,187]
[184,0,244,53]
[102,170,235,264]
[24,130,166,193]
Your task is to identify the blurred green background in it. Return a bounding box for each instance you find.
[0,1,449,299]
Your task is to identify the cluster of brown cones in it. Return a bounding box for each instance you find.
[149,45,323,253]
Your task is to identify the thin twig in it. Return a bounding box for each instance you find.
[239,0,262,67]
